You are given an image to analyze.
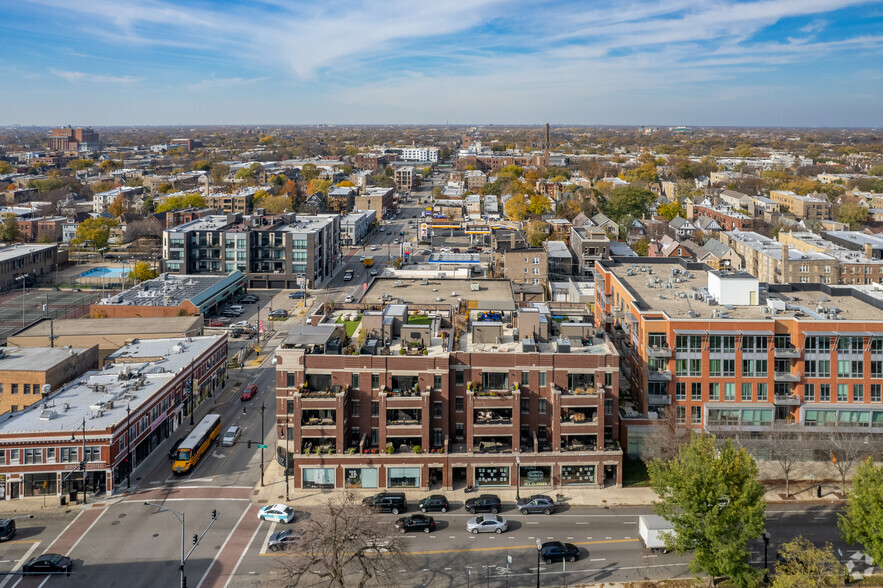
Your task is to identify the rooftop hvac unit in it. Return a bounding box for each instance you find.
[687,310,699,318]
[556,338,571,353]
[521,338,537,352]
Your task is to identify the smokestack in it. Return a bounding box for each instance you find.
[545,123,550,151]
[865,243,873,260]
[781,244,789,262]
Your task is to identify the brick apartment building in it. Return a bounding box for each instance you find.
[355,187,395,220]
[0,335,227,500]
[0,244,58,292]
[48,127,100,152]
[769,190,832,221]
[275,285,623,492]
[0,346,98,415]
[721,231,835,284]
[594,257,883,457]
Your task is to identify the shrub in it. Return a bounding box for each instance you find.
[386,446,395,455]
[399,348,405,355]
[422,349,428,355]
[413,445,422,454]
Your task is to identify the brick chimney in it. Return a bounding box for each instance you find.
[865,243,873,260]
[781,244,789,262]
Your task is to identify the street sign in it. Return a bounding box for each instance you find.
[257,444,268,449]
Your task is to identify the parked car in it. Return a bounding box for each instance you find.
[466,514,508,534]
[418,495,449,513]
[517,496,556,515]
[451,248,461,253]
[394,514,435,534]
[371,244,379,251]
[269,309,288,318]
[239,295,257,304]
[369,269,378,276]
[241,384,257,401]
[267,529,303,552]
[393,239,399,245]
[344,295,354,303]
[258,504,295,523]
[232,320,252,328]
[221,309,241,317]
[230,328,245,339]
[540,541,580,563]
[205,319,224,327]
[362,492,407,515]
[289,291,306,299]
[22,554,72,576]
[0,518,17,541]
[168,438,184,460]
[221,425,241,447]
[228,305,244,313]
[465,494,501,514]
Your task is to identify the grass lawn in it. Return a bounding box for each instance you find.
[407,315,432,325]
[623,457,651,487]
[336,315,361,337]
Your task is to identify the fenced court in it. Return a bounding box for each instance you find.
[0,288,108,344]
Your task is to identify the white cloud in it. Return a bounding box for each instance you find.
[50,69,143,84]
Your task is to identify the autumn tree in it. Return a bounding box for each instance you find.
[525,220,548,247]
[632,237,650,256]
[641,407,689,463]
[300,163,319,182]
[657,200,686,221]
[771,536,846,588]
[67,159,94,171]
[258,135,274,145]
[191,160,212,172]
[337,180,355,188]
[99,159,119,173]
[836,202,869,229]
[0,161,13,174]
[622,162,658,185]
[527,194,550,216]
[768,422,803,498]
[128,261,156,283]
[107,193,127,217]
[648,434,766,588]
[839,458,883,567]
[504,194,527,221]
[256,194,292,213]
[74,217,118,250]
[307,179,331,194]
[556,199,582,221]
[276,493,410,588]
[209,163,230,184]
[268,174,287,187]
[156,193,206,213]
[0,215,21,242]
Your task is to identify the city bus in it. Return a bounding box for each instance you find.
[172,414,222,474]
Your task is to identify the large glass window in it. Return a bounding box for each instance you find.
[344,467,378,489]
[561,465,596,485]
[482,372,509,390]
[476,466,510,487]
[303,468,335,489]
[519,465,551,486]
[388,467,420,488]
[567,373,593,389]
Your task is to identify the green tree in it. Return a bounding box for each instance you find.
[527,194,550,216]
[525,220,548,247]
[209,163,230,184]
[235,167,255,180]
[601,186,656,223]
[74,217,118,250]
[301,163,319,182]
[269,174,287,187]
[156,193,206,212]
[632,237,650,256]
[128,261,156,283]
[504,194,527,221]
[99,159,119,173]
[256,193,292,213]
[191,160,212,172]
[29,178,66,193]
[771,536,846,588]
[836,202,868,229]
[839,458,883,566]
[0,215,21,242]
[648,434,766,587]
[734,144,755,158]
[156,183,174,194]
[657,200,686,221]
[869,165,883,177]
[0,161,13,174]
[67,159,94,171]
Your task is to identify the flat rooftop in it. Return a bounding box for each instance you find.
[364,278,514,307]
[606,259,883,322]
[95,271,243,308]
[0,346,91,371]
[0,335,223,435]
[726,231,834,262]
[0,243,55,261]
[11,316,203,338]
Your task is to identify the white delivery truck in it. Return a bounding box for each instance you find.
[638,515,675,553]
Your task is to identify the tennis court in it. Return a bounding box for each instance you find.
[0,288,106,344]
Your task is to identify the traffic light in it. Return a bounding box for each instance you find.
[243,408,247,415]
[211,509,217,520]
[193,534,198,545]
[247,440,252,449]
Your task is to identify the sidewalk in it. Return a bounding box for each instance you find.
[250,460,850,509]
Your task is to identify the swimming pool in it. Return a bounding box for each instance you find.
[77,267,129,279]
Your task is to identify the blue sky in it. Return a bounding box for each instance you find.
[2,0,883,127]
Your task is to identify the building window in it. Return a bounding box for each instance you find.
[60,447,77,463]
[676,406,686,424]
[538,399,547,414]
[455,397,464,412]
[605,398,613,415]
[757,383,767,401]
[11,384,17,394]
[521,397,530,413]
[820,384,831,402]
[521,371,530,386]
[351,400,360,417]
[872,385,881,403]
[433,429,443,447]
[23,449,42,464]
[46,447,55,463]
[286,373,295,387]
[455,422,464,441]
[710,382,720,401]
[804,384,814,403]
[539,372,547,387]
[455,371,464,386]
[605,372,612,387]
[434,375,443,390]
[433,401,442,419]
[853,384,864,403]
[351,373,359,389]
[691,383,702,401]
[371,374,380,389]
[24,384,30,395]
[724,383,735,401]
[741,383,752,402]
[371,401,379,417]
[691,406,702,424]
[675,383,686,401]
[9,449,19,464]
[837,384,848,402]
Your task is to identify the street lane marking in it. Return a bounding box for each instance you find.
[0,541,40,588]
[259,521,276,555]
[196,504,252,588]
[624,521,637,524]
[66,507,107,556]
[590,558,606,561]
[224,512,266,588]
[575,522,590,525]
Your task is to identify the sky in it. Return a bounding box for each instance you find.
[2,0,883,127]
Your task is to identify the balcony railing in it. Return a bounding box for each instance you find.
[647,346,672,358]
[302,417,336,426]
[386,419,422,426]
[773,371,802,382]
[299,384,345,397]
[773,394,801,406]
[647,394,672,406]
[774,346,801,358]
[647,370,673,382]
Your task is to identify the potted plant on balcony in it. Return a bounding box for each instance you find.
[413,445,422,454]
[574,387,585,395]
[386,445,395,455]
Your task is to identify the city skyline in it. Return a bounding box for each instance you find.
[2,0,883,127]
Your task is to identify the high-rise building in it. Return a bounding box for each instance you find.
[48,126,100,152]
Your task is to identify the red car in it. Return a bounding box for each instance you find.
[241,385,257,401]
[205,320,224,327]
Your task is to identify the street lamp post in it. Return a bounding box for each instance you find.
[284,410,290,501]
[536,538,542,588]
[126,404,131,489]
[71,417,87,504]
[15,274,28,327]
[763,531,771,584]
[143,502,219,588]
[243,402,266,486]
[515,455,521,502]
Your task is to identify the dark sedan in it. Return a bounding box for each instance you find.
[418,494,449,513]
[540,541,580,563]
[22,553,72,575]
[465,494,501,514]
[267,529,304,552]
[394,514,435,534]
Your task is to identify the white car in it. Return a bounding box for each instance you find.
[371,245,378,251]
[221,425,241,447]
[369,269,378,276]
[393,239,399,245]
[466,514,508,534]
[344,295,354,303]
[231,320,251,329]
[258,504,295,523]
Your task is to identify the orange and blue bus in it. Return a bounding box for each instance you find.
[172,414,222,474]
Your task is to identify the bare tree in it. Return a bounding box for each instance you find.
[641,406,689,463]
[768,422,803,498]
[830,429,872,494]
[276,493,411,588]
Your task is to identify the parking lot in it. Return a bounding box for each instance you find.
[0,288,103,344]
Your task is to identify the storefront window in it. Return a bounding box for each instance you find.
[388,467,420,488]
[561,465,596,486]
[476,466,510,487]
[344,468,378,489]
[519,465,551,486]
[303,467,335,489]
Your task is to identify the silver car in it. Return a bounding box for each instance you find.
[466,514,508,534]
